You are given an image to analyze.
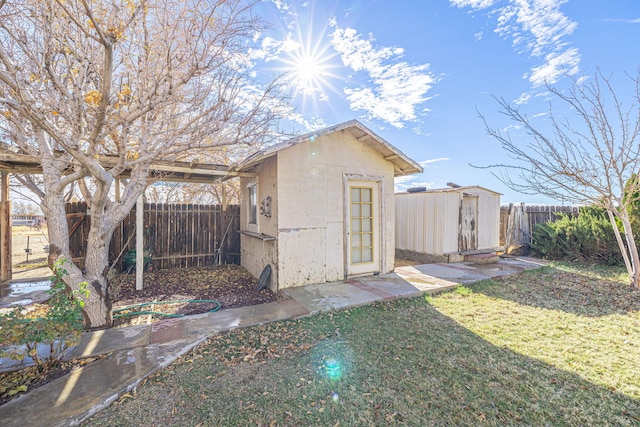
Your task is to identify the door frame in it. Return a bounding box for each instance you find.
[343,174,385,278]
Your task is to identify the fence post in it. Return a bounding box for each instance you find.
[0,172,11,282]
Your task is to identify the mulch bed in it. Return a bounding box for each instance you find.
[1,264,275,406]
[110,264,276,325]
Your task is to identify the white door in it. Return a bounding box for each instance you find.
[347,181,380,276]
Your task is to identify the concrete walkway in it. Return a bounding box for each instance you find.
[0,257,544,426]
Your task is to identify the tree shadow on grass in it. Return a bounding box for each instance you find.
[469,264,640,317]
[385,300,640,426]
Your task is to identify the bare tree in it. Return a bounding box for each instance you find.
[480,69,640,288]
[0,0,284,328]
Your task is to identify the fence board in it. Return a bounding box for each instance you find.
[500,204,580,249]
[66,202,240,271]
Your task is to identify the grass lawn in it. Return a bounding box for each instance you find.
[86,263,640,426]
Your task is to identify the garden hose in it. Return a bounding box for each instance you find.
[113,299,222,319]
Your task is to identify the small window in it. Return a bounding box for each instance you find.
[248,184,257,225]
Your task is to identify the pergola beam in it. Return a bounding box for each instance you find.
[0,151,254,182]
[0,149,254,283]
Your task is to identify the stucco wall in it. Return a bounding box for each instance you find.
[276,130,395,288]
[240,156,279,291]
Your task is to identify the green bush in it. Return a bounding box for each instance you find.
[530,207,623,265]
[0,258,88,371]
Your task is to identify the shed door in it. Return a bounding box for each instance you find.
[459,195,478,252]
[347,181,380,276]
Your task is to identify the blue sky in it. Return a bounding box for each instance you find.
[248,0,640,204]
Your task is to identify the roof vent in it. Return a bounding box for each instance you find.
[407,187,427,193]
[447,182,461,188]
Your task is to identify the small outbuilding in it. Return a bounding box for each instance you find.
[236,120,422,292]
[395,185,501,263]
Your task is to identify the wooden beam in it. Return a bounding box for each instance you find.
[0,150,266,186]
[114,178,121,203]
[0,172,11,281]
[1,172,8,202]
[136,194,144,290]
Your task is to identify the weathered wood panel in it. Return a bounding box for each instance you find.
[0,201,11,282]
[499,204,580,249]
[459,195,478,252]
[66,202,240,270]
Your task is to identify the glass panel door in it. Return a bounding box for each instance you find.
[350,187,374,265]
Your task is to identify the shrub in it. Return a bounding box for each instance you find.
[531,207,623,265]
[0,258,88,371]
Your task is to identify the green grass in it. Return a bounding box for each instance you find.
[86,263,640,426]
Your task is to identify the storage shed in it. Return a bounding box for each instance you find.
[395,186,501,263]
[236,120,422,292]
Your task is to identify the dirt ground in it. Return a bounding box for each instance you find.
[11,227,49,269]
[394,258,420,268]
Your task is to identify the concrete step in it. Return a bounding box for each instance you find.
[464,252,499,264]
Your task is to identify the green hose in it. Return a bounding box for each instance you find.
[113,299,222,319]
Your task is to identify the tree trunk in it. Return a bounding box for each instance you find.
[41,187,99,321]
[607,209,633,277]
[42,178,115,328]
[617,211,640,289]
[82,217,114,328]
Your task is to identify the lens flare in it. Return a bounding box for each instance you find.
[311,339,354,382]
[324,357,342,379]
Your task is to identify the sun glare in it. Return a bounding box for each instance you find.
[282,45,336,100]
[295,56,325,90]
[275,12,342,107]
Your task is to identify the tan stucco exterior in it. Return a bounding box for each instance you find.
[240,127,404,292]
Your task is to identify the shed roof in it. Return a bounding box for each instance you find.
[397,185,502,196]
[237,120,423,177]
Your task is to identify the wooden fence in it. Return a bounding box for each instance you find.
[66,202,240,270]
[499,203,580,250]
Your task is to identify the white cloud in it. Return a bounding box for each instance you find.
[450,0,497,8]
[330,25,436,129]
[495,0,577,58]
[527,47,580,86]
[394,176,434,193]
[248,35,300,63]
[271,0,290,11]
[419,157,450,167]
[474,31,484,41]
[575,75,589,85]
[452,0,580,86]
[514,91,531,104]
[602,18,640,24]
[503,124,523,132]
